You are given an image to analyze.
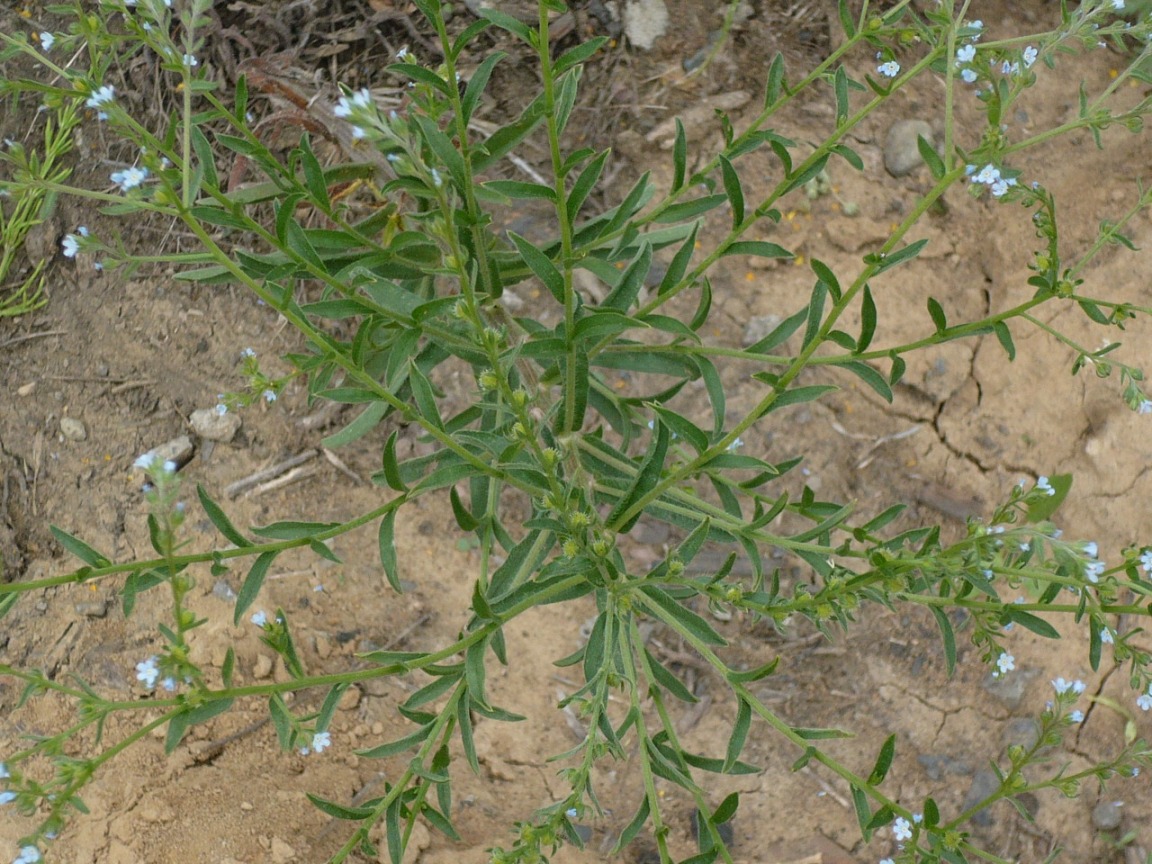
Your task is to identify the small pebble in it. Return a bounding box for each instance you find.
[190,408,242,443]
[883,119,935,178]
[1092,800,1123,830]
[60,417,88,441]
[74,599,109,618]
[253,654,274,679]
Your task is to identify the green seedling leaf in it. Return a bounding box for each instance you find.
[672,119,687,191]
[724,697,752,772]
[918,134,945,179]
[927,297,947,333]
[994,321,1016,360]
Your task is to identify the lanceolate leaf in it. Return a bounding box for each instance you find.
[606,420,670,532]
[234,551,277,624]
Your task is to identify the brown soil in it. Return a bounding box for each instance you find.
[2,1,1152,863]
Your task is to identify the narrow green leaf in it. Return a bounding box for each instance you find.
[613,796,651,852]
[927,297,947,333]
[555,36,608,76]
[724,698,752,772]
[322,400,388,449]
[197,485,250,547]
[718,154,744,228]
[834,66,849,126]
[510,232,565,303]
[382,430,408,492]
[764,52,787,107]
[993,321,1016,360]
[851,785,872,838]
[298,135,331,211]
[461,51,505,124]
[658,224,699,296]
[1002,608,1060,639]
[672,119,687,192]
[450,486,479,531]
[837,0,856,37]
[868,734,896,784]
[746,307,805,354]
[639,585,728,646]
[723,240,793,260]
[221,647,235,688]
[234,552,277,624]
[50,527,110,568]
[857,284,877,353]
[918,134,945,179]
[645,647,698,702]
[725,657,779,683]
[357,725,431,759]
[567,149,609,223]
[801,281,827,349]
[379,511,402,592]
[841,360,893,402]
[606,421,670,532]
[653,195,727,224]
[869,238,929,276]
[307,793,374,821]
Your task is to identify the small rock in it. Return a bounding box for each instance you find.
[338,686,362,712]
[74,599,109,618]
[623,0,669,50]
[270,837,296,863]
[134,436,195,475]
[253,654,274,679]
[916,753,972,781]
[883,119,935,178]
[742,314,782,348]
[1000,718,1040,752]
[17,382,35,397]
[982,666,1038,710]
[60,417,88,441]
[190,408,242,443]
[212,579,237,602]
[240,801,254,811]
[1092,800,1123,830]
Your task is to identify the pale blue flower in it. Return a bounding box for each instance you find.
[1085,559,1105,583]
[1138,690,1152,711]
[1101,628,1114,644]
[334,88,371,118]
[956,44,976,64]
[215,403,228,416]
[251,610,267,627]
[241,347,256,358]
[727,437,744,452]
[1052,677,1085,695]
[39,32,55,52]
[134,452,156,470]
[973,164,1001,185]
[262,389,276,403]
[892,816,912,842]
[1036,476,1055,496]
[1069,710,1084,723]
[877,60,900,78]
[1083,541,1099,558]
[961,68,978,83]
[0,764,8,779]
[1111,0,1123,9]
[312,731,332,753]
[396,47,413,62]
[1023,46,1038,68]
[1139,399,1152,414]
[996,652,1015,675]
[182,54,197,67]
[85,84,115,109]
[161,677,178,692]
[135,656,159,689]
[111,166,149,191]
[62,234,81,258]
[1141,550,1152,573]
[14,845,41,864]
[0,792,15,805]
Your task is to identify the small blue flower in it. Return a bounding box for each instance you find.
[134,452,156,470]
[877,60,900,78]
[995,652,1015,676]
[961,68,978,83]
[892,816,912,841]
[14,845,41,864]
[251,610,267,627]
[1036,476,1055,496]
[1085,559,1105,583]
[312,731,332,753]
[1139,399,1152,414]
[215,403,228,416]
[1140,549,1152,573]
[1069,710,1084,723]
[85,84,115,109]
[262,389,276,403]
[0,764,8,779]
[182,53,198,67]
[0,791,15,805]
[1111,0,1123,9]
[956,44,976,64]
[241,348,256,359]
[1023,46,1038,68]
[135,656,160,689]
[39,32,55,52]
[110,166,149,191]
[334,88,372,118]
[62,234,81,257]
[161,677,178,692]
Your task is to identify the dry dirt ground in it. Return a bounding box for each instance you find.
[3,1,1152,863]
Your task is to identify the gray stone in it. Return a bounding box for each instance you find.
[884,119,935,178]
[60,417,88,441]
[134,436,195,475]
[623,0,669,50]
[917,753,972,781]
[1092,800,1123,830]
[74,599,109,618]
[190,408,241,443]
[961,769,1000,827]
[982,665,1039,710]
[1001,717,1040,751]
